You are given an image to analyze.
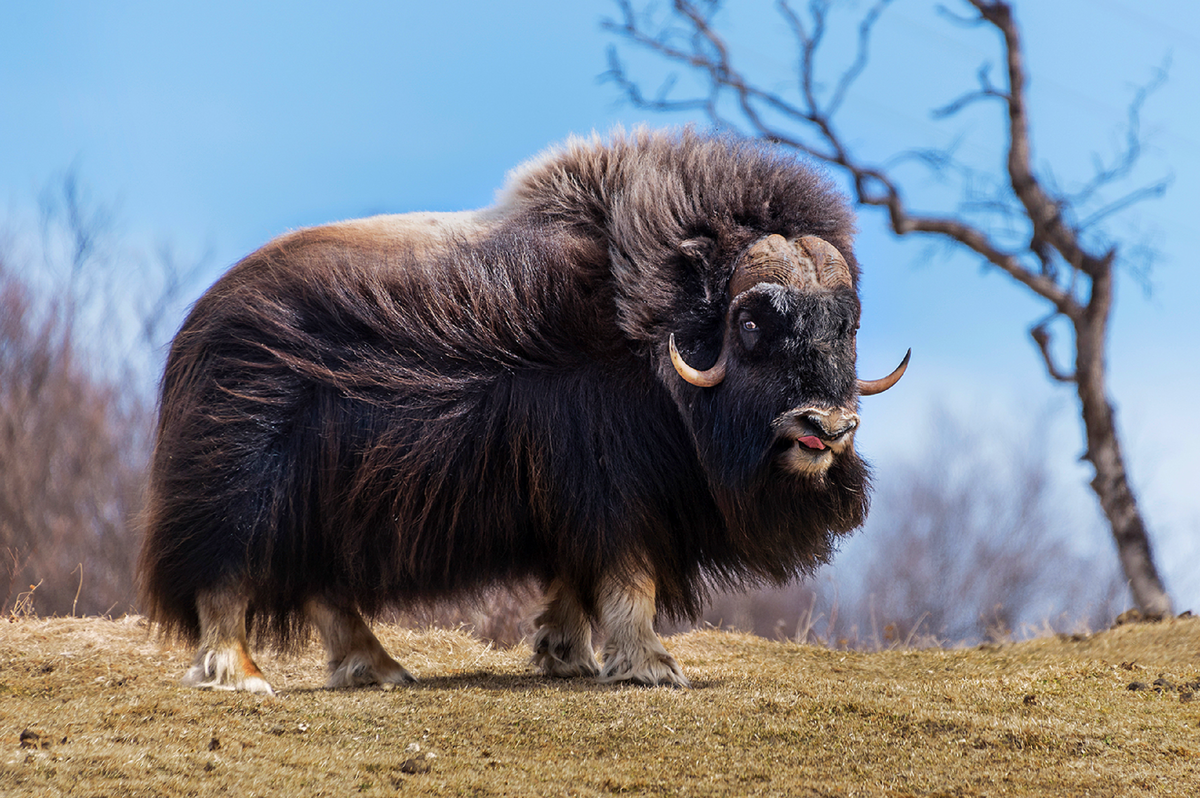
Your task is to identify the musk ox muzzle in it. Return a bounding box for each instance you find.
[772,406,860,476]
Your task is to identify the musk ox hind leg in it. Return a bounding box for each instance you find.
[530,579,601,678]
[598,570,689,688]
[306,597,416,689]
[183,585,274,695]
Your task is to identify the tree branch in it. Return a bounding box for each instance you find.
[931,63,1008,118]
[1077,179,1171,232]
[966,0,1113,282]
[1069,58,1170,211]
[1030,321,1076,383]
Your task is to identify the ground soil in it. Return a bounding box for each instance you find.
[1,615,1198,796]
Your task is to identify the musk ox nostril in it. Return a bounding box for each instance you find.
[799,409,858,441]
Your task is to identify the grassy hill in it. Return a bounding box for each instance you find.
[2,615,1197,796]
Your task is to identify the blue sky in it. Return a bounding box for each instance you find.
[3,1,1197,616]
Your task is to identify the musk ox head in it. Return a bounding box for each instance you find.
[665,232,908,491]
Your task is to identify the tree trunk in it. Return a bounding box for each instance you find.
[1073,271,1173,618]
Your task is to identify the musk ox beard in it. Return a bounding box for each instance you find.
[138,127,907,693]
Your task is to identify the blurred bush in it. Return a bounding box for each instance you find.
[2,171,199,617]
[0,260,149,615]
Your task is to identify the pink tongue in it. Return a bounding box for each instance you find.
[798,436,826,450]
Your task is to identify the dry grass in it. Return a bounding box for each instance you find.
[2,616,1198,796]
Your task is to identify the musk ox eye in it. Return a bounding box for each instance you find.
[738,316,761,351]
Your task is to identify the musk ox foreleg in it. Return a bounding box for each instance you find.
[530,579,601,678]
[183,585,274,695]
[598,570,689,688]
[306,597,416,689]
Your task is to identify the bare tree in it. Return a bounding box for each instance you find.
[605,0,1172,617]
[1,170,205,617]
[0,258,147,615]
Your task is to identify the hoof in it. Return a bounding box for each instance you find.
[326,654,416,689]
[530,629,601,678]
[600,647,690,688]
[183,648,275,695]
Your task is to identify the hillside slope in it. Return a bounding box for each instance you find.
[2,615,1197,796]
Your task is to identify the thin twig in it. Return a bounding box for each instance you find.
[931,63,1009,118]
[1030,322,1076,383]
[72,563,84,617]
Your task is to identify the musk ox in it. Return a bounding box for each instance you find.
[138,128,907,694]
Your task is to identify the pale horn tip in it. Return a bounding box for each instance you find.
[857,348,911,396]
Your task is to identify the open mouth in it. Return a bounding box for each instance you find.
[795,435,827,451]
[773,407,858,475]
[775,434,835,477]
[785,432,836,461]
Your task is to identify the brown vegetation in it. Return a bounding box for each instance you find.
[1,172,203,619]
[2,616,1198,795]
[0,262,147,616]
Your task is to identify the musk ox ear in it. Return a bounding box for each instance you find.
[677,235,723,304]
[677,236,716,264]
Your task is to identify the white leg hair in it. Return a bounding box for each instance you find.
[530,579,600,678]
[305,597,415,689]
[183,585,274,695]
[598,570,689,688]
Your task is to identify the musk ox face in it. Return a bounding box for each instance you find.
[666,234,907,492]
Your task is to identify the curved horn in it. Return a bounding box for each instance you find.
[728,234,794,297]
[796,235,853,290]
[669,333,728,388]
[857,349,911,396]
[728,234,852,297]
